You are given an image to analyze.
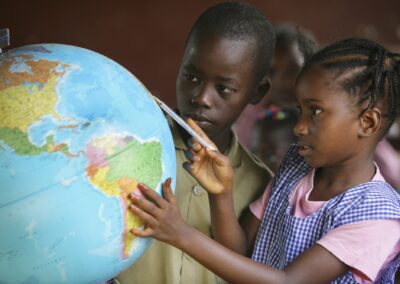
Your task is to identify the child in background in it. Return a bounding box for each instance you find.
[234,23,318,150]
[264,23,318,108]
[116,2,275,284]
[386,117,400,150]
[128,38,400,283]
[250,106,298,173]
[375,139,400,191]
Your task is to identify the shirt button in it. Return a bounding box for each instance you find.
[192,185,203,196]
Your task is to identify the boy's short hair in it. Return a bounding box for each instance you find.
[186,1,276,82]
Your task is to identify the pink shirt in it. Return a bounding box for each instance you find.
[250,168,400,283]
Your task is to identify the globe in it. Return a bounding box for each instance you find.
[0,44,176,283]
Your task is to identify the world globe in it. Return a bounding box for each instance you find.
[0,44,176,283]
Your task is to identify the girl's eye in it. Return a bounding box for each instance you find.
[216,85,235,95]
[310,106,322,116]
[184,73,199,83]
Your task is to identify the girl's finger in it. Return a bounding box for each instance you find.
[205,148,229,166]
[136,183,168,210]
[184,149,199,163]
[130,227,154,238]
[187,119,218,151]
[129,189,165,218]
[182,161,193,174]
[162,178,176,205]
[187,118,214,144]
[129,204,158,228]
[187,138,203,152]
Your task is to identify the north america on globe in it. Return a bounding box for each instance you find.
[0,44,176,283]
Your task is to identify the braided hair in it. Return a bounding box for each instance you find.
[302,38,400,135]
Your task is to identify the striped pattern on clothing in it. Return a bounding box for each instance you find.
[252,144,400,283]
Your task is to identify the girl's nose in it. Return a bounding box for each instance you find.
[293,115,308,137]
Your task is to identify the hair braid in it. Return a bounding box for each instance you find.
[302,38,400,134]
[387,52,400,124]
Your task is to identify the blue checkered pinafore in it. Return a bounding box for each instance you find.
[252,145,400,283]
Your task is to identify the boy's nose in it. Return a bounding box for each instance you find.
[190,85,213,108]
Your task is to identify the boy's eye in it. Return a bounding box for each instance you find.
[183,73,199,83]
[216,84,235,94]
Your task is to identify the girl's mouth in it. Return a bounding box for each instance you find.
[298,144,312,156]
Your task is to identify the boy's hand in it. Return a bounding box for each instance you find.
[129,178,188,246]
[183,119,233,195]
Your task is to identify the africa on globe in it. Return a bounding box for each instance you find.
[0,44,176,283]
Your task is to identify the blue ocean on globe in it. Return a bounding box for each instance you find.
[0,44,176,283]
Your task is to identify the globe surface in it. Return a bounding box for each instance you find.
[0,44,176,283]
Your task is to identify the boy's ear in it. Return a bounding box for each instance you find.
[249,78,271,105]
[358,107,382,137]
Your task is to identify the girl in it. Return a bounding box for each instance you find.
[128,38,400,283]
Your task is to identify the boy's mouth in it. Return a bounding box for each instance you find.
[183,113,212,127]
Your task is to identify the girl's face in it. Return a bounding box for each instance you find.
[293,66,363,168]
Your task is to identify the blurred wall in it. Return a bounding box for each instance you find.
[1,0,399,105]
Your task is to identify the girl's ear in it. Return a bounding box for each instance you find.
[358,107,382,137]
[249,78,271,105]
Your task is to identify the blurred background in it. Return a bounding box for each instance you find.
[1,0,399,105]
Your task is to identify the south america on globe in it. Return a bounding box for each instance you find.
[0,44,176,283]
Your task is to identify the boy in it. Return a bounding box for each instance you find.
[116,2,275,283]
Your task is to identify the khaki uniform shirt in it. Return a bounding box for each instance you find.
[117,118,272,284]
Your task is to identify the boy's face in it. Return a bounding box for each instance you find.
[176,33,260,140]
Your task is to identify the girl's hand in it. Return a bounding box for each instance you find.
[129,178,189,246]
[183,119,233,195]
